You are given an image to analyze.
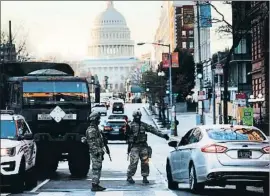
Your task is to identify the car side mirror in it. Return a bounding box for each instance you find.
[24,133,33,140]
[168,140,178,148]
[175,120,179,125]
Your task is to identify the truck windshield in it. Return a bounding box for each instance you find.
[22,81,89,104]
[1,120,17,139]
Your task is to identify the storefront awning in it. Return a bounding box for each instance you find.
[131,85,144,93]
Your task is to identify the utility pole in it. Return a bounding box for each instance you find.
[8,20,13,61]
[217,52,222,124]
[212,69,216,124]
[196,1,204,124]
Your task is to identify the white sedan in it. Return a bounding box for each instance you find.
[166,124,269,194]
[92,104,107,116]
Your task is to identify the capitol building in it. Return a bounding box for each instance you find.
[79,1,139,92]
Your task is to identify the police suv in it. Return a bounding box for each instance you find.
[0,110,37,193]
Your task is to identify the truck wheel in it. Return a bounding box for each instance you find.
[36,145,59,177]
[11,160,25,193]
[25,166,38,190]
[68,144,90,178]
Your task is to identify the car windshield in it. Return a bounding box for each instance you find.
[0,120,17,139]
[22,81,89,104]
[95,105,106,107]
[206,128,267,141]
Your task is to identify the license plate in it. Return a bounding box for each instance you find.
[37,114,52,120]
[63,114,77,120]
[116,106,120,108]
[238,150,252,159]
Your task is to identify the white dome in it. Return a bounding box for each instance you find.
[94,1,127,26]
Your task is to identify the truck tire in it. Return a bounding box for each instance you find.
[36,144,59,177]
[11,159,25,193]
[68,143,90,178]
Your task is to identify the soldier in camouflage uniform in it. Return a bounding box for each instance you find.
[86,111,106,192]
[126,109,169,184]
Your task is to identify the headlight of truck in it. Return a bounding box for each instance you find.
[1,147,16,157]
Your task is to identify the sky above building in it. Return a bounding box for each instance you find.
[1,1,232,61]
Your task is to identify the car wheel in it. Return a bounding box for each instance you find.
[236,184,246,192]
[166,161,178,190]
[263,181,269,195]
[189,164,204,193]
[25,166,38,190]
[11,159,25,193]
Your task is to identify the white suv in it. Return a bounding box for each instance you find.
[0,110,37,193]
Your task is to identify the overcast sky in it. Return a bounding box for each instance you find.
[1,1,232,60]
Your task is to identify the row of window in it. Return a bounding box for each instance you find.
[252,77,263,108]
[182,41,194,49]
[100,20,125,24]
[252,22,264,61]
[181,30,194,37]
[91,32,130,39]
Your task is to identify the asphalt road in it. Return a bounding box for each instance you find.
[1,103,265,196]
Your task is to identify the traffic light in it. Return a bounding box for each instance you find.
[166,80,170,94]
[95,86,100,103]
[91,76,95,84]
[196,63,203,75]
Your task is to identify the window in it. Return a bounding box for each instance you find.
[188,129,202,144]
[182,31,186,36]
[11,83,20,105]
[179,129,194,146]
[189,30,194,36]
[17,119,30,135]
[235,38,247,54]
[189,41,194,48]
[182,42,187,49]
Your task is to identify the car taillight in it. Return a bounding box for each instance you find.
[262,146,270,154]
[104,126,112,131]
[201,144,227,153]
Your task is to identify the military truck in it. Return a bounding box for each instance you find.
[0,62,91,177]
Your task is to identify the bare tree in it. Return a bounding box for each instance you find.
[1,27,30,62]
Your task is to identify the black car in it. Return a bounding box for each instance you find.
[102,119,127,141]
[112,102,124,113]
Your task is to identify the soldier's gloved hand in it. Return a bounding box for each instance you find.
[163,134,170,140]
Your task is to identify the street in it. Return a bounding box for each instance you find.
[1,103,266,196]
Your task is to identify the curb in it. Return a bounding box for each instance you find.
[142,106,159,130]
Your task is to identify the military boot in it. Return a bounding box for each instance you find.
[91,183,106,191]
[143,176,149,184]
[127,176,135,184]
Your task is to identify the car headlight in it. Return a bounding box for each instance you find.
[1,147,16,157]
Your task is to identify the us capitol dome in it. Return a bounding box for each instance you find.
[80,1,138,92]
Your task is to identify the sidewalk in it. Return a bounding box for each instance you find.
[143,105,214,141]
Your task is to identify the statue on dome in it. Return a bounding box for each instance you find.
[107,1,114,8]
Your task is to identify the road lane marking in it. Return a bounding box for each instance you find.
[154,191,177,196]
[0,194,10,196]
[95,191,123,196]
[30,179,50,192]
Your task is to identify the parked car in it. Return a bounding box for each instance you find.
[166,124,270,194]
[92,104,107,116]
[108,114,129,123]
[112,102,124,113]
[101,119,127,141]
[0,110,38,193]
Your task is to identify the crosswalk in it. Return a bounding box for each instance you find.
[1,190,177,196]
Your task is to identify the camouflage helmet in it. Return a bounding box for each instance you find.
[132,109,142,118]
[89,111,101,122]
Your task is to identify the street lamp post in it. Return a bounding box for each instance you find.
[137,42,173,108]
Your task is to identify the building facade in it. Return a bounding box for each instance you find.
[79,1,138,92]
[249,1,269,119]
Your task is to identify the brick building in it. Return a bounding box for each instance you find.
[249,1,269,121]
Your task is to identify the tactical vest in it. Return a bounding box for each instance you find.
[130,122,147,144]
